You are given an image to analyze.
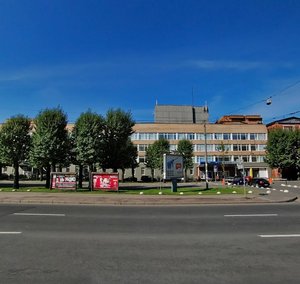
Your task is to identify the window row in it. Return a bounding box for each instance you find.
[138,155,266,164]
[194,155,266,163]
[132,132,267,141]
[193,156,266,164]
[136,144,266,152]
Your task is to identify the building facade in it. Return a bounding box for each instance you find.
[126,106,270,181]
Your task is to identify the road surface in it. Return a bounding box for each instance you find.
[0,203,300,283]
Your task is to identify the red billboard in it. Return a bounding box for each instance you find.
[92,173,119,191]
[50,172,77,190]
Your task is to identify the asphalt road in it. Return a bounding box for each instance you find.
[0,204,300,284]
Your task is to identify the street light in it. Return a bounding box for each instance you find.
[204,123,209,190]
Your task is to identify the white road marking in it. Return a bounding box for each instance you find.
[259,234,300,238]
[224,214,278,217]
[0,232,22,234]
[13,213,65,217]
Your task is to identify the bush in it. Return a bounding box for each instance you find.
[124,177,137,182]
[0,173,9,180]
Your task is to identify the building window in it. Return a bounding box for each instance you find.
[258,144,266,151]
[186,133,195,140]
[139,157,145,163]
[232,133,249,140]
[257,133,267,140]
[170,144,177,152]
[195,133,205,140]
[141,167,146,175]
[138,144,149,152]
[223,133,231,140]
[206,133,214,140]
[158,133,177,140]
[136,133,157,140]
[214,133,223,140]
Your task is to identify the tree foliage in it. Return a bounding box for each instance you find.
[215,141,229,178]
[266,128,300,179]
[0,115,31,188]
[72,111,104,187]
[145,138,170,180]
[118,139,138,181]
[100,109,135,172]
[30,107,69,188]
[177,139,193,181]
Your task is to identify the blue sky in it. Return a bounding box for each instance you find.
[0,0,300,123]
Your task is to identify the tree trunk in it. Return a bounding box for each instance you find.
[45,165,51,188]
[184,168,187,182]
[40,167,43,181]
[78,164,83,189]
[88,164,94,190]
[13,161,19,189]
[151,169,154,182]
[121,168,125,182]
[131,166,135,179]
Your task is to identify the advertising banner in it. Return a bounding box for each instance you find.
[51,172,77,190]
[92,172,119,191]
[163,154,184,180]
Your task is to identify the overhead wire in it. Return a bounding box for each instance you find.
[227,78,300,116]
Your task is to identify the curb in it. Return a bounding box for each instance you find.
[0,195,298,206]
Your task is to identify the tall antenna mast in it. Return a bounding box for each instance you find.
[192,86,194,107]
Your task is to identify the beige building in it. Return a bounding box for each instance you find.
[128,107,270,181]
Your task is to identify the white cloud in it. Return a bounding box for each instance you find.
[185,59,292,71]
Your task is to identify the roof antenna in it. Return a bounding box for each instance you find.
[192,86,194,107]
[204,101,209,113]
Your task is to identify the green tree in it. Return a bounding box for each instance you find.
[72,111,104,188]
[266,128,300,180]
[100,109,135,172]
[145,138,170,180]
[216,141,229,178]
[177,139,194,182]
[0,115,31,189]
[30,107,69,188]
[118,139,138,182]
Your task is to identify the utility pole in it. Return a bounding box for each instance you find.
[204,123,209,190]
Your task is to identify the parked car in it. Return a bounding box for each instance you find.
[232,176,247,185]
[140,176,157,182]
[249,178,270,188]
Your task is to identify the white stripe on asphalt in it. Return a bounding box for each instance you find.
[259,234,300,238]
[0,232,22,234]
[13,213,65,217]
[224,214,278,217]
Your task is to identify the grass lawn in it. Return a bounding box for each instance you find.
[0,185,250,195]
